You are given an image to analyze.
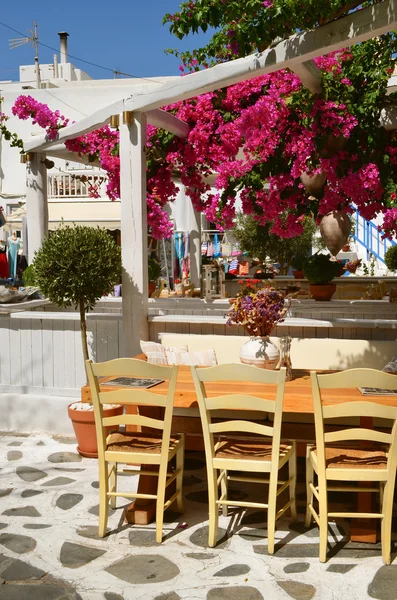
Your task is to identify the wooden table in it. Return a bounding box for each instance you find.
[82,364,397,541]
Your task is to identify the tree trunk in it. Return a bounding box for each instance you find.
[79,299,90,365]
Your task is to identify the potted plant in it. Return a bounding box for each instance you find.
[227,286,286,368]
[32,225,123,457]
[385,245,397,274]
[291,254,307,279]
[303,253,341,301]
[148,254,162,297]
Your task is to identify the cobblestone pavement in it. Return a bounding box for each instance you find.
[0,431,396,600]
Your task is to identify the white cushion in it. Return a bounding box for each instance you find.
[140,341,187,365]
[165,348,217,367]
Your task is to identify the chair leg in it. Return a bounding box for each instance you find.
[267,473,278,555]
[98,460,109,538]
[175,441,184,513]
[208,467,219,548]
[220,470,228,517]
[305,447,314,528]
[155,461,168,544]
[109,462,117,510]
[288,446,297,522]
[318,476,328,563]
[381,480,394,565]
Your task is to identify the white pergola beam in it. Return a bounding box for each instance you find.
[24,107,187,153]
[146,109,190,138]
[290,60,322,94]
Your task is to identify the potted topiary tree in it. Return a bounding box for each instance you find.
[291,254,307,279]
[32,225,123,457]
[303,253,342,301]
[385,245,397,274]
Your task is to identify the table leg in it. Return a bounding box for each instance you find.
[123,405,165,526]
[350,416,377,544]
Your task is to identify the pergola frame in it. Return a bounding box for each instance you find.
[22,0,397,355]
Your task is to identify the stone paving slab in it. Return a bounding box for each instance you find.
[0,431,396,600]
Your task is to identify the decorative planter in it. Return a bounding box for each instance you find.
[300,171,327,196]
[239,336,280,369]
[67,403,124,458]
[148,281,156,297]
[309,283,336,301]
[319,211,351,257]
[292,270,304,279]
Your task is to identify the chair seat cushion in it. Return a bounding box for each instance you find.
[106,431,180,453]
[215,437,291,461]
[312,445,388,469]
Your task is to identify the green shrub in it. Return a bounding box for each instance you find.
[303,253,341,285]
[33,226,122,362]
[22,264,36,287]
[384,245,397,272]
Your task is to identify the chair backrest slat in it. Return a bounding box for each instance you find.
[323,402,397,421]
[315,368,397,390]
[103,414,165,430]
[99,390,167,408]
[209,420,273,437]
[92,357,173,379]
[324,428,391,445]
[205,394,275,414]
[195,363,281,384]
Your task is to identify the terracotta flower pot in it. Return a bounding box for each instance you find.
[309,283,336,301]
[67,404,124,458]
[319,211,351,257]
[148,281,156,297]
[292,270,304,279]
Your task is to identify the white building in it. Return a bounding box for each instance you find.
[0,32,201,279]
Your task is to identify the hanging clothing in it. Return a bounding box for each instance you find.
[17,254,28,280]
[238,260,249,276]
[213,234,221,258]
[229,258,239,275]
[7,237,20,279]
[0,247,8,279]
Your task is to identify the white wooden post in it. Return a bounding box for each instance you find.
[189,209,201,288]
[119,112,149,356]
[26,152,48,263]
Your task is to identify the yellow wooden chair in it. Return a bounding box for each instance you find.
[86,358,184,542]
[191,364,297,552]
[306,368,397,564]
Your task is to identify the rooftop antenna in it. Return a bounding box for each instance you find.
[9,21,41,89]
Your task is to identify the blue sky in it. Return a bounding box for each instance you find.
[0,1,211,81]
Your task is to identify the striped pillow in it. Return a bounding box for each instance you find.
[140,341,188,365]
[165,348,217,367]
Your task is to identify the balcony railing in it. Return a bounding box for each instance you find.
[48,173,107,199]
[352,207,396,263]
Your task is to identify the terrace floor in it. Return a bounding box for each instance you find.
[0,431,396,600]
